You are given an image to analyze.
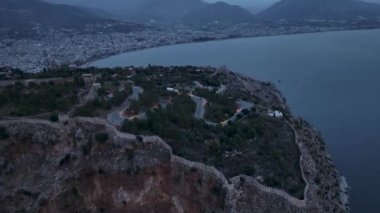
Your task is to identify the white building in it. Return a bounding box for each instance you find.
[268,110,284,118]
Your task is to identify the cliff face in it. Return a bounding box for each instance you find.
[0,116,347,212]
[0,118,228,212]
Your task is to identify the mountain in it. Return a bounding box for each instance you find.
[125,0,255,25]
[119,0,207,23]
[182,2,255,25]
[258,0,380,21]
[44,0,146,12]
[44,0,255,25]
[0,0,116,30]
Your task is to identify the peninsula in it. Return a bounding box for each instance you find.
[0,66,349,212]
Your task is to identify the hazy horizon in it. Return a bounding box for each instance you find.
[44,0,380,14]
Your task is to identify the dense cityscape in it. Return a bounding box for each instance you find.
[1,20,379,72]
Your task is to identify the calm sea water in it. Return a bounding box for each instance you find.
[91,29,380,212]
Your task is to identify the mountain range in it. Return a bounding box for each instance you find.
[2,0,380,32]
[0,0,116,30]
[44,0,256,25]
[43,0,380,24]
[259,0,380,21]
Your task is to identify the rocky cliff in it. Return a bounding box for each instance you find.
[0,115,347,212]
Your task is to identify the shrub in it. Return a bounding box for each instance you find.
[95,132,109,144]
[136,135,143,142]
[315,176,321,185]
[242,165,256,176]
[49,113,59,122]
[211,185,223,197]
[242,109,250,115]
[0,127,9,140]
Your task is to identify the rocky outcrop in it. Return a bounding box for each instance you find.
[0,117,347,212]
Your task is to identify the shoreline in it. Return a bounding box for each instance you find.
[2,25,379,73]
[0,67,349,211]
[85,27,380,68]
[340,176,351,210]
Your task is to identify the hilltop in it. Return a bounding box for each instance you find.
[0,66,349,212]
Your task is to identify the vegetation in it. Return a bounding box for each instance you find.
[122,93,304,198]
[123,94,200,138]
[126,88,160,115]
[0,81,78,117]
[95,132,109,144]
[74,98,110,117]
[193,88,236,123]
[0,127,9,140]
[0,66,305,198]
[49,112,59,122]
[74,84,132,117]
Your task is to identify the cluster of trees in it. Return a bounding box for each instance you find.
[123,94,203,139]
[0,81,77,116]
[74,98,110,117]
[0,127,9,140]
[126,88,160,115]
[194,88,236,122]
[122,97,305,198]
[74,84,132,117]
[95,132,109,144]
[122,94,266,178]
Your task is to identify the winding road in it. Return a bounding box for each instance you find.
[190,93,254,126]
[106,86,143,126]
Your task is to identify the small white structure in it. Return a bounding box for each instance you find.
[268,110,284,118]
[166,87,180,93]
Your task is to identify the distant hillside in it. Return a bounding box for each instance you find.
[120,0,207,23]
[258,0,380,21]
[0,0,116,30]
[45,0,255,25]
[125,0,255,25]
[182,2,255,25]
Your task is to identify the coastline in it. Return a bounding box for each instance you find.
[2,25,380,73]
[0,67,349,212]
[340,176,351,210]
[85,27,380,68]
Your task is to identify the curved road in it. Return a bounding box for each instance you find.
[106,86,143,126]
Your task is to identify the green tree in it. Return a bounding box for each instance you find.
[0,127,9,140]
